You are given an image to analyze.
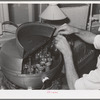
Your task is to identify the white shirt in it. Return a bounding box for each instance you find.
[75,35,100,90]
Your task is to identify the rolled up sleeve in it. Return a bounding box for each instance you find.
[75,77,87,90]
[93,35,100,49]
[75,69,100,90]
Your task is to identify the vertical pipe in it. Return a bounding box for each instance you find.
[39,4,42,22]
[28,4,33,22]
[98,10,100,31]
[88,3,93,31]
[0,4,4,22]
[0,4,3,36]
[2,4,9,21]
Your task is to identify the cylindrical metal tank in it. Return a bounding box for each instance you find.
[0,22,63,89]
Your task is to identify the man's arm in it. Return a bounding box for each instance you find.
[55,23,96,44]
[63,54,79,89]
[55,35,79,89]
[75,29,96,44]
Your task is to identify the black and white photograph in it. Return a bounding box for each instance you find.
[1,2,100,98]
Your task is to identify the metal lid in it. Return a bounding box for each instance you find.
[16,22,56,58]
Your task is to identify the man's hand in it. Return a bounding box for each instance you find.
[55,35,72,56]
[55,35,79,90]
[54,23,79,36]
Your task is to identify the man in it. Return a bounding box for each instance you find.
[55,23,100,90]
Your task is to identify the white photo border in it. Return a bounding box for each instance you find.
[0,1,100,99]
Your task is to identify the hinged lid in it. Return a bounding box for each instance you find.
[16,22,56,58]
